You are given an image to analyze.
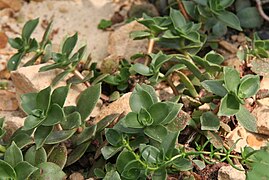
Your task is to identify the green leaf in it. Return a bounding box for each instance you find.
[62,32,78,56]
[14,161,38,180]
[131,63,152,76]
[24,146,47,166]
[71,125,97,145]
[152,168,167,180]
[77,83,101,121]
[21,92,37,114]
[4,142,23,167]
[105,128,122,147]
[237,7,263,29]
[238,75,260,99]
[7,52,23,71]
[8,37,23,49]
[123,112,143,129]
[42,104,65,126]
[51,70,70,87]
[22,114,45,131]
[61,111,81,130]
[144,125,167,142]
[236,105,257,133]
[0,159,16,179]
[193,160,205,170]
[169,8,186,28]
[116,150,136,173]
[200,111,220,131]
[161,131,179,158]
[98,19,112,29]
[130,84,154,112]
[121,160,143,180]
[94,168,105,179]
[212,22,227,37]
[223,67,240,93]
[205,51,224,65]
[40,21,53,48]
[201,80,227,97]
[45,129,76,144]
[130,31,151,40]
[104,170,121,180]
[216,10,242,31]
[101,146,123,160]
[47,144,67,169]
[148,102,169,125]
[22,18,39,41]
[138,108,153,126]
[140,144,160,163]
[36,86,51,112]
[140,84,159,103]
[11,132,33,149]
[218,94,240,116]
[51,85,69,107]
[172,158,193,171]
[219,0,234,8]
[66,141,90,166]
[96,114,119,132]
[30,162,65,180]
[34,125,53,149]
[161,102,183,125]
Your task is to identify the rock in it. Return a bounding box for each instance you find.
[128,3,159,18]
[260,76,269,90]
[69,172,84,180]
[219,40,238,54]
[11,63,86,107]
[226,126,269,152]
[108,21,148,59]
[0,0,22,11]
[93,92,131,124]
[223,57,242,73]
[0,110,25,142]
[0,90,18,111]
[218,164,246,180]
[252,105,269,136]
[0,32,8,49]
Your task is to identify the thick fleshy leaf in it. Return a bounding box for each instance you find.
[152,168,167,180]
[218,94,240,116]
[161,102,183,125]
[34,125,53,149]
[22,18,39,41]
[21,93,37,114]
[8,37,23,49]
[25,146,47,166]
[238,75,260,99]
[131,63,152,76]
[121,160,144,179]
[144,125,167,142]
[0,160,16,179]
[51,86,70,107]
[71,125,97,145]
[116,150,136,173]
[216,10,242,31]
[66,141,90,166]
[172,158,193,171]
[140,144,160,163]
[14,161,38,180]
[11,132,33,149]
[30,162,65,179]
[62,32,78,56]
[237,7,263,29]
[45,129,76,144]
[61,111,81,130]
[161,131,179,158]
[4,142,23,167]
[140,84,159,103]
[130,31,151,40]
[7,52,23,71]
[148,102,169,125]
[138,108,153,126]
[101,146,123,160]
[223,67,240,93]
[130,84,154,112]
[77,83,101,121]
[51,70,70,87]
[236,105,257,133]
[103,170,121,180]
[96,114,119,132]
[47,144,67,169]
[201,80,227,97]
[123,112,143,129]
[200,111,220,131]
[170,8,186,28]
[42,104,65,126]
[22,115,45,131]
[36,86,51,112]
[105,128,122,147]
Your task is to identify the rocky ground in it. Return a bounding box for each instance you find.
[1,0,269,179]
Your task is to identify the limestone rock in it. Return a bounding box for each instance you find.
[93,92,131,124]
[11,63,86,107]
[0,0,22,11]
[252,105,269,136]
[226,126,269,152]
[108,21,148,59]
[69,172,84,180]
[0,90,18,111]
[218,164,246,180]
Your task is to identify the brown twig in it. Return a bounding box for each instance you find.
[73,69,91,87]
[144,38,155,65]
[167,74,179,96]
[177,0,189,20]
[256,0,269,22]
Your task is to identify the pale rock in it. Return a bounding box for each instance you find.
[0,90,18,111]
[252,105,269,136]
[11,63,86,107]
[226,126,269,152]
[0,110,25,142]
[218,164,246,180]
[69,172,84,180]
[93,92,131,124]
[260,76,269,90]
[224,57,242,72]
[0,0,22,11]
[108,21,148,59]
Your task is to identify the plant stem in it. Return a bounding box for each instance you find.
[177,0,189,20]
[144,38,155,65]
[73,69,91,87]
[256,0,269,22]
